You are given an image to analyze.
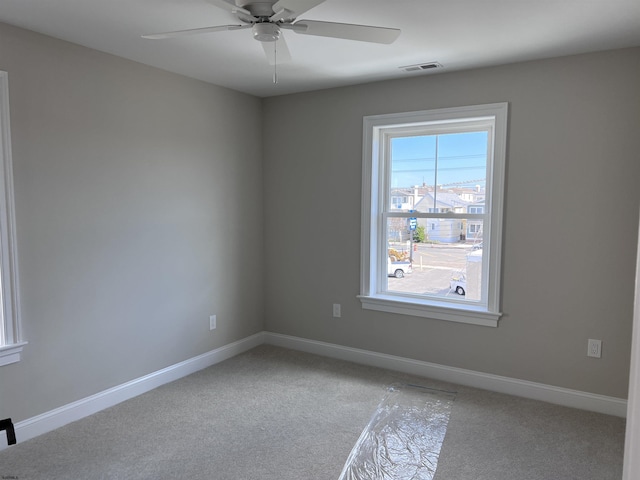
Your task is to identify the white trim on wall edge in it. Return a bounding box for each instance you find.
[263,332,627,418]
[0,332,265,451]
[622,213,640,480]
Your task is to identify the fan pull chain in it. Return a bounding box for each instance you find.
[273,41,278,84]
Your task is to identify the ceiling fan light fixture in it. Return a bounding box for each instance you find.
[253,23,280,42]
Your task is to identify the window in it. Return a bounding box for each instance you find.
[359,103,508,327]
[0,72,25,366]
[391,196,408,204]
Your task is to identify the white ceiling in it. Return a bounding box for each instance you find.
[1,0,639,97]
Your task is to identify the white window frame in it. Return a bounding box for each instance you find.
[359,103,508,327]
[0,72,25,366]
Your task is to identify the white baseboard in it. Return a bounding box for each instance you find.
[1,332,265,451]
[2,329,627,451]
[263,332,628,418]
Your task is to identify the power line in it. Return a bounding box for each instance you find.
[437,178,486,187]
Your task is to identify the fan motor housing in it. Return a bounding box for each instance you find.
[239,1,278,18]
[253,23,280,42]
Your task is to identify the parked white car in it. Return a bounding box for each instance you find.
[388,258,412,278]
[450,272,466,295]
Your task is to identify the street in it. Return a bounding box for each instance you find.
[388,243,480,297]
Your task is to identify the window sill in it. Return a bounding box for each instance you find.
[0,342,27,366]
[358,295,501,327]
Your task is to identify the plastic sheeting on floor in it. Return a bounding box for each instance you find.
[338,384,456,480]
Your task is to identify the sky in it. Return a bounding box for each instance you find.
[390,131,488,189]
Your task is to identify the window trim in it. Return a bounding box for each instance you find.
[359,103,508,327]
[0,71,25,366]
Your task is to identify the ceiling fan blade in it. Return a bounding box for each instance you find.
[290,20,400,44]
[270,0,326,22]
[142,24,250,40]
[261,36,292,65]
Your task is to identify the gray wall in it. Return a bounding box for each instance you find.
[0,23,264,422]
[263,48,640,399]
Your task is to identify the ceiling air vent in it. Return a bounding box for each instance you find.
[400,62,443,73]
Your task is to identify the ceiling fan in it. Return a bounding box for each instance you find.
[142,0,401,66]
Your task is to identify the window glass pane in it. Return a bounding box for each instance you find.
[390,132,488,214]
[385,217,484,301]
[437,131,488,188]
[390,135,436,191]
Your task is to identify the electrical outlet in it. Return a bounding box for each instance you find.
[587,339,601,358]
[209,315,217,331]
[332,304,341,318]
